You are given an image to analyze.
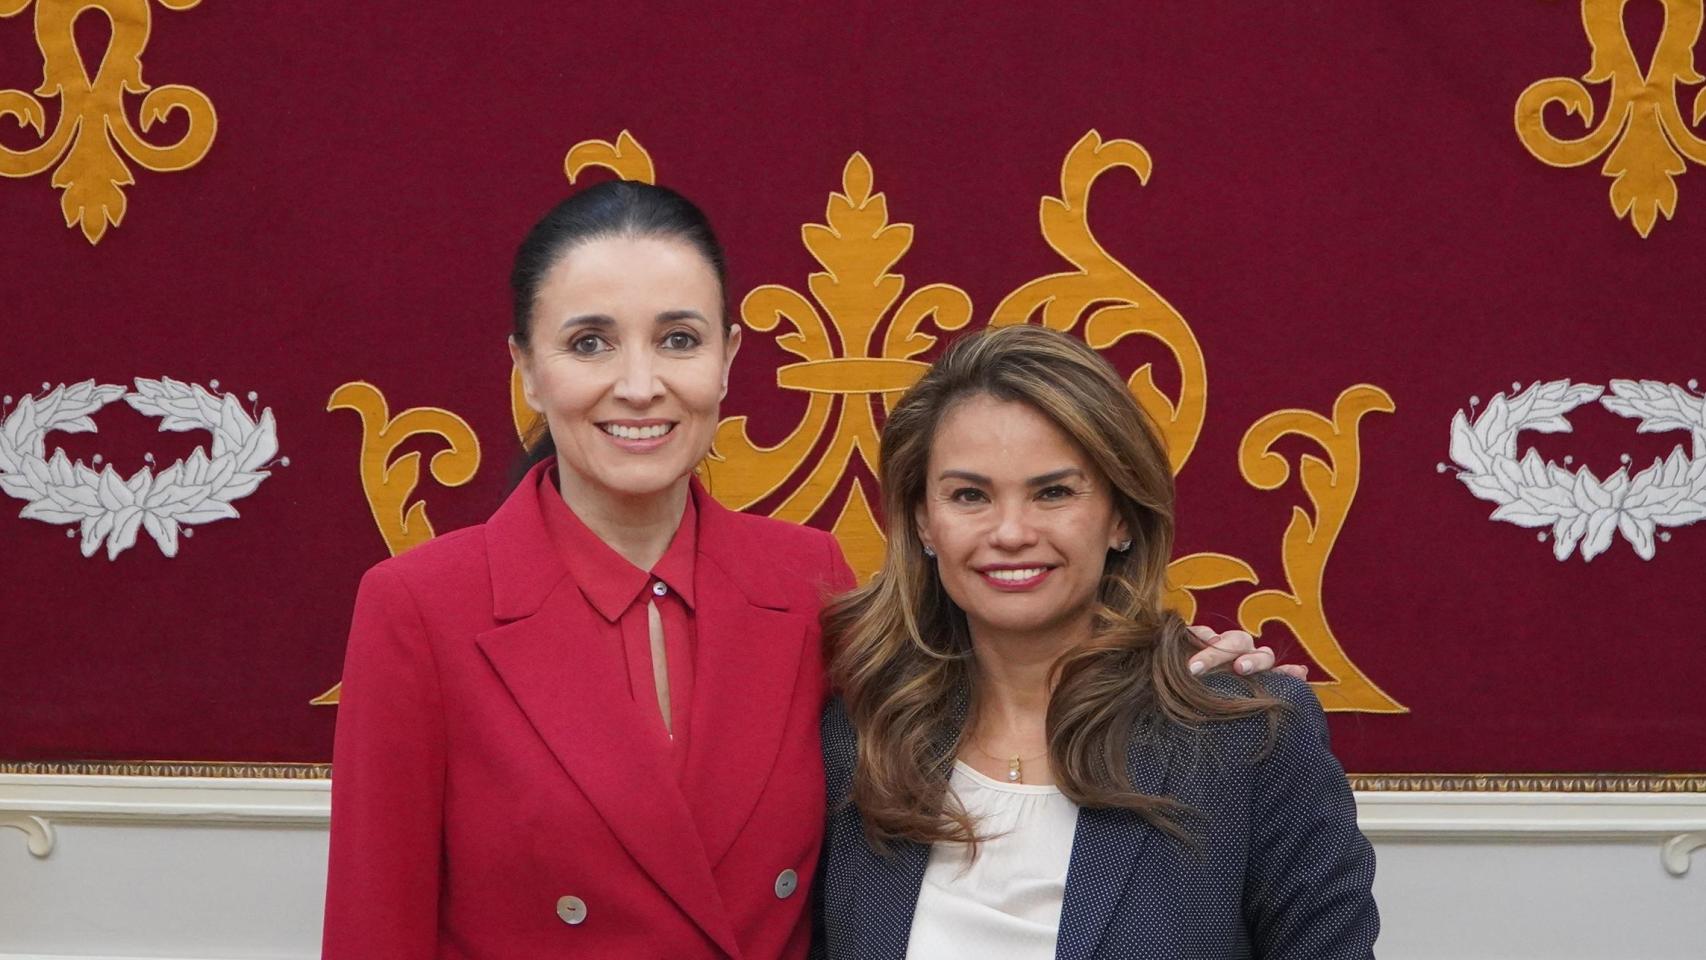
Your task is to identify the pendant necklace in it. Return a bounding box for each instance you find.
[968,741,1049,784]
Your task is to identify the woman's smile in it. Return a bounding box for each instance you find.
[597,419,679,450]
[976,563,1056,591]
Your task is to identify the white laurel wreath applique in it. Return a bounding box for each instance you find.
[1445,379,1706,562]
[0,379,287,559]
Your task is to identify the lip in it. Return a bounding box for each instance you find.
[596,419,678,452]
[975,563,1056,592]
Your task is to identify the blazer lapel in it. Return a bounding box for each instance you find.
[681,486,813,866]
[475,468,743,959]
[1053,730,1176,960]
[849,682,966,960]
[854,839,931,960]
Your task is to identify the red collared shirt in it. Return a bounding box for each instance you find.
[537,465,698,766]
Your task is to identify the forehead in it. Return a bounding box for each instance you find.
[928,394,1088,475]
[536,234,721,312]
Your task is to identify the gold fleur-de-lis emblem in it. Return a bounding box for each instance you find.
[0,0,217,244]
[699,152,973,578]
[1516,0,1706,237]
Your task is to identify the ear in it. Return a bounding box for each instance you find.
[508,336,543,413]
[914,499,936,555]
[1108,513,1131,553]
[719,324,743,400]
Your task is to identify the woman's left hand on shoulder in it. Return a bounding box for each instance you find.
[1185,625,1308,680]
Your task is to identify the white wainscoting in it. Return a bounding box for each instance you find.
[2,774,1703,959]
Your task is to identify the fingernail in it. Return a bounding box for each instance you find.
[1236,661,1251,674]
[1189,659,1206,676]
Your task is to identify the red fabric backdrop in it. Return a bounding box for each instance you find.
[1,1,1701,773]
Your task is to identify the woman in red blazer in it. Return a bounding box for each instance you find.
[322,181,1285,959]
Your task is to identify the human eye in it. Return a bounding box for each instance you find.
[661,329,702,351]
[1037,484,1077,502]
[567,332,610,356]
[948,487,988,504]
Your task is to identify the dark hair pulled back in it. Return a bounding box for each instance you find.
[509,180,729,483]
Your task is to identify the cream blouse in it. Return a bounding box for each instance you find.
[904,761,1080,960]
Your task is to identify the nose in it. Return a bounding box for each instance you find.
[611,348,664,406]
[989,497,1039,551]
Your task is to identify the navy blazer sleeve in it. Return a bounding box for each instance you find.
[1244,676,1379,958]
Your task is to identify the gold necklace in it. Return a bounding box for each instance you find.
[966,740,1049,784]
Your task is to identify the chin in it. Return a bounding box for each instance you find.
[594,461,694,497]
[958,601,1061,636]
[959,590,1095,638]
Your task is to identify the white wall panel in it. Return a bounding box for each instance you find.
[2,776,1702,959]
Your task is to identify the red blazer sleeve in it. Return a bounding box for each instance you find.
[323,565,446,959]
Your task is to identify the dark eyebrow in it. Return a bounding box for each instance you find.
[1027,468,1086,487]
[559,311,709,332]
[935,468,1086,486]
[559,314,613,331]
[657,309,710,325]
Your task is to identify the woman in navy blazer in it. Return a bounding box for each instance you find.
[815,326,1378,959]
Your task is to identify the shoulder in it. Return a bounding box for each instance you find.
[1150,673,1329,778]
[716,508,840,561]
[358,524,492,605]
[1198,671,1321,714]
[707,508,850,597]
[1194,671,1321,726]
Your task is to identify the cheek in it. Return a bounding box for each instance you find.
[534,362,606,414]
[666,366,729,418]
[1059,516,1113,569]
[920,507,975,556]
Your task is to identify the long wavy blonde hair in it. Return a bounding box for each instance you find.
[824,325,1279,850]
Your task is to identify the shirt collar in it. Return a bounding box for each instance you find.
[536,464,698,621]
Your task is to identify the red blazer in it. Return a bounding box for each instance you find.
[323,470,855,959]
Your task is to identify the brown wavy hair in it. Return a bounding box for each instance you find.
[824,324,1280,851]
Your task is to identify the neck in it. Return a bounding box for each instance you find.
[555,460,689,570]
[965,613,1092,740]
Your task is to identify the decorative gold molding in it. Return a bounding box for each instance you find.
[0,760,331,778]
[3,761,1701,792]
[0,0,218,243]
[1348,773,1706,793]
[1515,0,1706,237]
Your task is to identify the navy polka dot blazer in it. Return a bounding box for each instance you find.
[813,673,1378,959]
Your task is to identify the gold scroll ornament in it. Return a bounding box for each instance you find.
[0,0,216,244]
[503,130,1398,713]
[1237,388,1404,713]
[311,382,481,705]
[1516,0,1706,237]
